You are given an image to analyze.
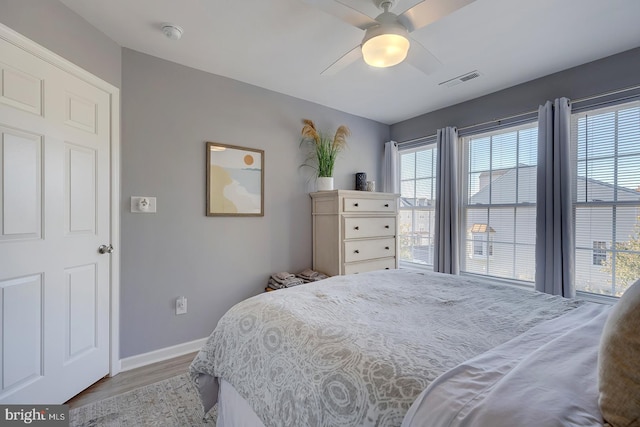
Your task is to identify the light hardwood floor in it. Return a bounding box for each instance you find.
[65,352,197,409]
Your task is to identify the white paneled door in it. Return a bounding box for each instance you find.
[0,34,112,403]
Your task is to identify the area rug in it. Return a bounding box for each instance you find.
[70,373,217,426]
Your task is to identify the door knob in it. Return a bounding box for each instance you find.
[98,244,114,254]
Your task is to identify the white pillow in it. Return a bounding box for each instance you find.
[598,279,640,427]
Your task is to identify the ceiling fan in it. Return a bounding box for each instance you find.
[303,0,476,75]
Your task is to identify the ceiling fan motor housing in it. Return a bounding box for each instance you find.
[362,12,410,45]
[374,0,397,10]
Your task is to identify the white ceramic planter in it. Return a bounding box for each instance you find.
[316,177,334,191]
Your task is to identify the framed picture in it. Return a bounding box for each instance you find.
[206,142,264,216]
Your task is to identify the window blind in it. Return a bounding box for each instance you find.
[461,123,538,282]
[572,100,640,296]
[399,144,438,266]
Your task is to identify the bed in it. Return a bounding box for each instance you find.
[189,269,618,426]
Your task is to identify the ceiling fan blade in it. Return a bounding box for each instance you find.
[321,45,362,76]
[405,39,442,75]
[301,0,378,30]
[399,0,476,32]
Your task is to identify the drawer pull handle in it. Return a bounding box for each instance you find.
[384,203,389,207]
[385,225,390,229]
[354,249,360,254]
[385,246,390,250]
[354,203,359,207]
[354,226,359,230]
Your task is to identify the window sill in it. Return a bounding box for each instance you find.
[400,263,618,305]
[575,291,617,305]
[399,261,434,272]
[459,272,534,291]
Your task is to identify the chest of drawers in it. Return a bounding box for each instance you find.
[310,190,399,276]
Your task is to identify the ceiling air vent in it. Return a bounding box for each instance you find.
[439,70,482,88]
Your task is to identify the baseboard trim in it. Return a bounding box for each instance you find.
[120,337,208,372]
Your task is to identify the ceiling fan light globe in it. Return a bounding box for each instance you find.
[362,33,410,68]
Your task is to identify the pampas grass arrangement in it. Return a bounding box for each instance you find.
[300,119,350,177]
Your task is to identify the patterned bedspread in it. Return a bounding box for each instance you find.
[189,269,584,426]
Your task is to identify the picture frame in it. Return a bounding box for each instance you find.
[206,142,264,216]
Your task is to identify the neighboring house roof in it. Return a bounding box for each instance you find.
[577,175,640,200]
[470,166,533,204]
[469,165,640,204]
[400,166,640,207]
[400,197,435,208]
[469,223,496,233]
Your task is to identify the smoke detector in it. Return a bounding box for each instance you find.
[161,24,183,41]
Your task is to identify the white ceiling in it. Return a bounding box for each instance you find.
[59,0,640,125]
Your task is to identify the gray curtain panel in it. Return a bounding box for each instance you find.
[535,98,575,297]
[434,127,460,274]
[382,141,399,194]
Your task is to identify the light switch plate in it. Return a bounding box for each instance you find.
[131,196,157,213]
[176,296,187,315]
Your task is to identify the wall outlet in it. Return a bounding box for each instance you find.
[176,296,187,315]
[131,196,157,213]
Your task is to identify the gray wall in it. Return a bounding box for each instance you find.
[0,0,121,88]
[391,47,640,142]
[120,49,388,357]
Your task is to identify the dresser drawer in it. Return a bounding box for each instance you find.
[343,197,396,213]
[344,258,396,274]
[344,217,396,239]
[344,237,396,263]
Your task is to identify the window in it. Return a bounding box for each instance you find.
[592,241,607,266]
[396,98,639,299]
[473,235,484,255]
[399,145,437,266]
[462,124,538,282]
[470,224,494,258]
[573,101,640,297]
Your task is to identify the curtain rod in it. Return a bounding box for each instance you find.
[396,83,640,146]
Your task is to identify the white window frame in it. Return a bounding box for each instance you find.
[471,232,494,258]
[398,144,437,267]
[572,100,640,297]
[592,241,607,266]
[460,122,538,283]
